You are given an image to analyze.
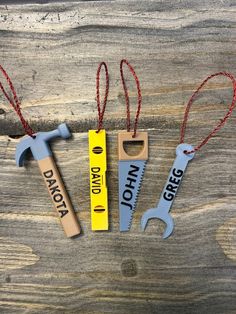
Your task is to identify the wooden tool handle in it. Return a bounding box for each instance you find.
[118,131,148,161]
[38,156,81,238]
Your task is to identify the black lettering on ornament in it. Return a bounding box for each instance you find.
[120,164,140,211]
[43,168,68,218]
[91,166,102,194]
[163,168,183,201]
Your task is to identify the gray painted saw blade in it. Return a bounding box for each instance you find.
[119,160,146,231]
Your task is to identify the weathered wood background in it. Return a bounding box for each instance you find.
[0,1,236,313]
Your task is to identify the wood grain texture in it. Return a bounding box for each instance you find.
[0,1,236,313]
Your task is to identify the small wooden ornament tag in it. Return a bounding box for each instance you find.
[118,131,148,160]
[88,130,108,230]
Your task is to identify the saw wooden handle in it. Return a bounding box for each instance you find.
[38,156,81,237]
[118,131,148,160]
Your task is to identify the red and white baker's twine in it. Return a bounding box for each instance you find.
[180,72,236,154]
[96,62,109,133]
[0,65,35,137]
[120,59,142,138]
[1,65,235,146]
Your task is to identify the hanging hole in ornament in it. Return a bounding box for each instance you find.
[123,140,144,157]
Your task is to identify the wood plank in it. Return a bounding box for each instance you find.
[0,1,236,313]
[1,128,236,313]
[0,1,235,135]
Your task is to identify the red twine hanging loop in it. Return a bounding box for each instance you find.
[96,62,109,133]
[180,72,236,154]
[0,65,35,138]
[120,59,142,138]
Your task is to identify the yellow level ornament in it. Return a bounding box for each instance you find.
[88,129,108,230]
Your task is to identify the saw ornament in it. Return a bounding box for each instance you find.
[118,131,148,231]
[118,59,148,231]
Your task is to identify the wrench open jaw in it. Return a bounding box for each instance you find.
[141,207,174,239]
[140,143,195,239]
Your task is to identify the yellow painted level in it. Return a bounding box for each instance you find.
[88,130,108,231]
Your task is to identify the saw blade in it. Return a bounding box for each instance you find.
[119,160,146,231]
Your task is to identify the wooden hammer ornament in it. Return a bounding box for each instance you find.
[0,65,80,237]
[15,123,81,237]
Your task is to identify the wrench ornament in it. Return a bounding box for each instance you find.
[141,143,195,239]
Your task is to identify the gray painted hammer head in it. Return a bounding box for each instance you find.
[16,123,71,166]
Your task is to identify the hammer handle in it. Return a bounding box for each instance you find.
[38,156,81,237]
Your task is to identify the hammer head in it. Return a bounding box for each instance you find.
[16,123,71,166]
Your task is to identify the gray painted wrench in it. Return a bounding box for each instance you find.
[141,143,195,239]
